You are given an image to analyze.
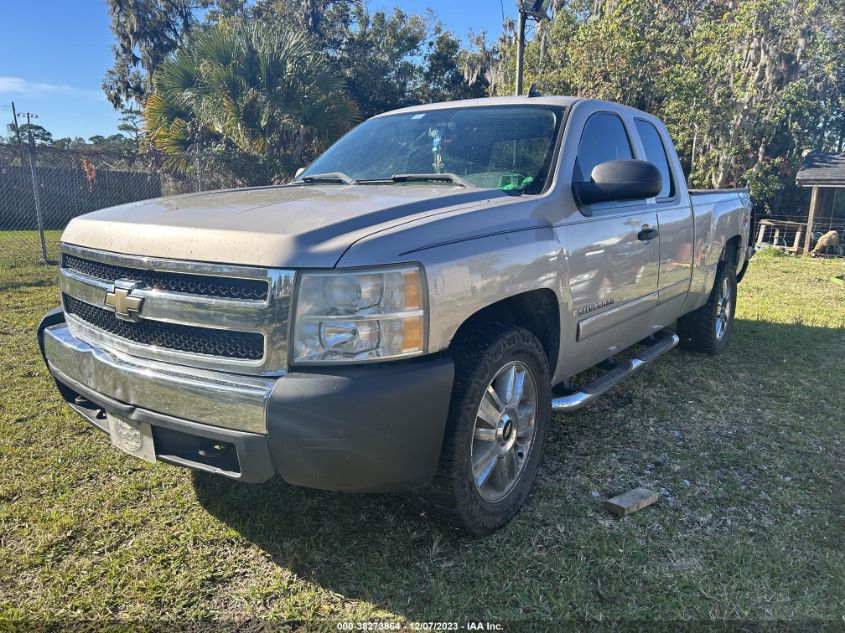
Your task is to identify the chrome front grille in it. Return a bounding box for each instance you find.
[63,294,265,360]
[59,244,294,375]
[62,254,269,301]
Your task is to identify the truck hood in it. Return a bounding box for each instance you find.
[62,184,506,268]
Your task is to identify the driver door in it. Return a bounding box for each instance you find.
[562,111,660,374]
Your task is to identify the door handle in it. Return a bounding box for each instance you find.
[638,226,659,241]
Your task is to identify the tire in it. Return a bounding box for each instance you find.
[677,260,737,355]
[412,323,551,536]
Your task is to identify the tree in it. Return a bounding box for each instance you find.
[17,123,54,146]
[690,0,845,195]
[251,1,496,115]
[457,32,504,96]
[418,29,490,104]
[503,0,845,216]
[252,0,356,51]
[51,137,90,150]
[204,0,247,22]
[103,0,200,109]
[118,108,145,154]
[326,4,430,118]
[144,19,357,184]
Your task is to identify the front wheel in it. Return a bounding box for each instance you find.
[412,323,551,536]
[677,261,737,355]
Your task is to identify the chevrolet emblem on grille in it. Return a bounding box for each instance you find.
[104,280,144,322]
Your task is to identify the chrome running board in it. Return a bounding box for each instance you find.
[551,330,680,412]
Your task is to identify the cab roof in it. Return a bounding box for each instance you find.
[375,95,662,122]
[374,95,581,117]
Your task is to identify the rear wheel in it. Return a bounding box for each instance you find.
[677,261,736,355]
[412,323,551,536]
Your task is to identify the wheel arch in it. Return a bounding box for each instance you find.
[448,289,561,377]
[722,234,742,269]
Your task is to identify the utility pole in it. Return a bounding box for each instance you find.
[10,102,25,163]
[18,110,49,263]
[514,1,549,96]
[515,10,527,96]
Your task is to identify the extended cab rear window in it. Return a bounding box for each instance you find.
[635,119,675,199]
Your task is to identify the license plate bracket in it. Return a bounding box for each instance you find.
[107,414,156,464]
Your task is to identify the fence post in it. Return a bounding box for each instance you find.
[25,120,49,263]
[803,186,820,255]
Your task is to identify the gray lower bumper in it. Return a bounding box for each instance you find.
[39,309,455,491]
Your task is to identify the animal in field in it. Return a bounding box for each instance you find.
[810,230,841,257]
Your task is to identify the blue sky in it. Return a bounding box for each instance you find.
[0,1,509,140]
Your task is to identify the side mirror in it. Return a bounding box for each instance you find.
[294,167,306,179]
[574,159,661,206]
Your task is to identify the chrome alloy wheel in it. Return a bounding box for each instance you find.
[470,360,538,503]
[715,275,732,340]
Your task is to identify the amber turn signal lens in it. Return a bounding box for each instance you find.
[403,270,422,310]
[402,316,424,352]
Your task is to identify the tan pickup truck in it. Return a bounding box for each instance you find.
[39,96,752,535]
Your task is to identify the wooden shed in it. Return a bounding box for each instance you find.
[795,152,845,255]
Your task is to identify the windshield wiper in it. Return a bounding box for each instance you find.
[390,173,474,187]
[302,172,475,187]
[299,172,356,185]
[356,173,474,187]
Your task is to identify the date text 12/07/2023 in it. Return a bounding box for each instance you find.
[335,622,504,631]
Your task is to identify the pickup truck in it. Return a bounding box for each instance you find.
[38,96,753,535]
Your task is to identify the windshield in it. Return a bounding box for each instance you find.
[300,105,565,194]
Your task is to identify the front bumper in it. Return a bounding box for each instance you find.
[39,308,454,491]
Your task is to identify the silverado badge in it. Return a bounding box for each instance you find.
[575,298,615,317]
[104,280,144,322]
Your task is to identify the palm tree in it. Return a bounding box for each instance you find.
[145,20,357,185]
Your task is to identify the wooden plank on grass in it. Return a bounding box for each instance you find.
[604,487,659,517]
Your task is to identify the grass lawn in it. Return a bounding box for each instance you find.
[1,239,843,628]
[0,231,62,272]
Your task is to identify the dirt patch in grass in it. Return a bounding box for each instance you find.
[1,238,843,626]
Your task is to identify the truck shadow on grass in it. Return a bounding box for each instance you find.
[191,317,844,620]
[192,472,474,615]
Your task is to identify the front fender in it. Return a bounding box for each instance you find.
[408,226,564,354]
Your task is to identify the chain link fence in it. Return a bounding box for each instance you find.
[0,142,242,275]
[8,139,842,280]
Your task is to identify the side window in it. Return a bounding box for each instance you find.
[573,113,633,183]
[635,119,675,199]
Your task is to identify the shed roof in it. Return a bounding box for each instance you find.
[796,152,845,186]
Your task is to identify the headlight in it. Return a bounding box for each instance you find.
[291,265,427,364]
